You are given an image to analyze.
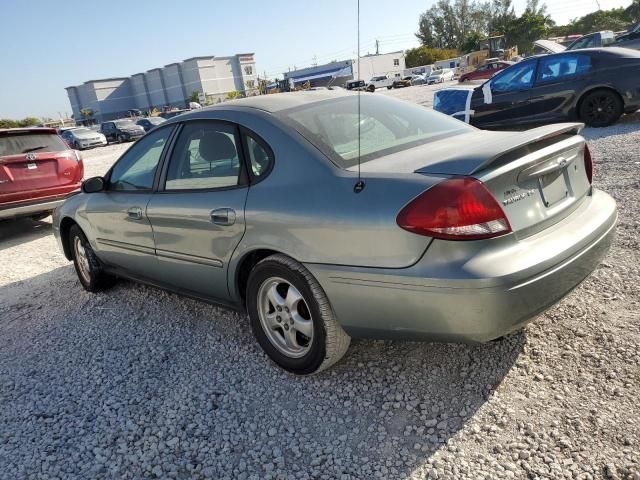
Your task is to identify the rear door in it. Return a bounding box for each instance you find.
[0,131,81,202]
[471,59,538,128]
[145,120,251,302]
[84,125,174,278]
[525,53,593,123]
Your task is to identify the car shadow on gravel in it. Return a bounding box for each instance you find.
[0,266,527,479]
[0,217,53,251]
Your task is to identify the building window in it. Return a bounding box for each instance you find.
[246,80,255,88]
[244,66,253,75]
[395,73,401,77]
[393,59,399,66]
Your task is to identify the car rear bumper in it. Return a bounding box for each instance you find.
[0,197,66,220]
[305,188,617,342]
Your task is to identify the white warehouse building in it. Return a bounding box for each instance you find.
[66,53,257,123]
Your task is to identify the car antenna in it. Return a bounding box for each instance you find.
[354,0,365,194]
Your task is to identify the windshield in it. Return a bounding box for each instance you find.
[279,95,471,169]
[114,120,136,128]
[0,132,67,156]
[72,128,92,134]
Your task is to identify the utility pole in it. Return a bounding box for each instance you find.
[595,0,601,9]
[312,55,318,66]
[375,39,379,55]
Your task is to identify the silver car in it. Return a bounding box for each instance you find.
[52,92,617,374]
[61,127,108,150]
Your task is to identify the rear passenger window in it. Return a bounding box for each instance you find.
[165,121,241,190]
[536,55,591,83]
[245,134,273,178]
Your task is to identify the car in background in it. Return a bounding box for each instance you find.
[100,119,145,144]
[346,80,366,91]
[61,127,107,150]
[366,75,393,91]
[612,25,640,50]
[410,74,428,86]
[532,39,566,55]
[433,48,640,128]
[427,68,455,84]
[136,117,166,132]
[0,128,83,221]
[53,92,616,374]
[458,61,514,82]
[566,31,615,50]
[392,76,413,88]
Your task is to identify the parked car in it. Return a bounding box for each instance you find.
[532,39,566,55]
[61,127,107,150]
[366,75,393,91]
[410,74,428,86]
[458,61,514,82]
[136,117,166,132]
[53,91,616,374]
[100,119,145,143]
[346,80,366,91]
[392,76,413,88]
[433,48,640,128]
[1,128,84,221]
[612,25,640,50]
[427,68,455,84]
[565,31,615,50]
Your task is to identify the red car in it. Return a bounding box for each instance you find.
[458,61,514,82]
[0,128,84,221]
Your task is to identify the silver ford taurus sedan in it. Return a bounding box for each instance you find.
[53,91,617,374]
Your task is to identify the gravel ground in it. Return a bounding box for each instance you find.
[1,95,639,479]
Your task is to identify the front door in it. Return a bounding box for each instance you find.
[471,59,538,128]
[85,126,174,279]
[146,120,249,302]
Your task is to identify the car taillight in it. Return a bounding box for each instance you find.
[396,177,512,241]
[584,144,593,184]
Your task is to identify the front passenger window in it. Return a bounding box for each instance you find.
[491,61,536,93]
[165,121,241,190]
[109,127,172,191]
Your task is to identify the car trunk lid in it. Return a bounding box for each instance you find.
[355,123,591,237]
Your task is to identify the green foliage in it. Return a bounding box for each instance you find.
[0,117,41,128]
[504,3,554,54]
[188,91,200,104]
[405,46,459,68]
[547,8,633,37]
[627,0,640,23]
[79,108,94,119]
[460,31,486,54]
[226,91,243,100]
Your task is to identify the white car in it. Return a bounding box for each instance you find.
[427,68,455,84]
[366,75,394,91]
[60,127,108,150]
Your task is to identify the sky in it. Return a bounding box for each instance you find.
[0,0,632,119]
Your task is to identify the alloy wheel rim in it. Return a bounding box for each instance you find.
[586,95,615,123]
[257,277,314,358]
[74,237,91,283]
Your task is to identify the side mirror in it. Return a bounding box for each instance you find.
[82,176,105,193]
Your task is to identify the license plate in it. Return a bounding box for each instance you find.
[27,163,37,170]
[539,170,568,207]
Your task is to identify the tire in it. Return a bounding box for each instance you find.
[73,141,81,150]
[116,134,125,144]
[387,85,393,90]
[246,254,350,375]
[69,225,115,292]
[578,89,623,127]
[367,85,375,93]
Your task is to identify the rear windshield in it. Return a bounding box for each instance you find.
[0,132,67,156]
[114,120,136,128]
[279,95,470,168]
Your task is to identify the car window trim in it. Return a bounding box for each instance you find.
[156,119,249,194]
[238,126,275,185]
[103,124,177,194]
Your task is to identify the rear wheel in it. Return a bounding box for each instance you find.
[116,134,125,143]
[579,89,623,127]
[69,225,115,292]
[247,254,350,375]
[367,85,375,92]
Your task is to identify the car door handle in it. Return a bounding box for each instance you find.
[127,206,144,220]
[210,208,236,226]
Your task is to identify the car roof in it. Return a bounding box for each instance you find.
[0,127,58,135]
[179,91,352,115]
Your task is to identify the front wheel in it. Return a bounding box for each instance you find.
[116,134,125,143]
[367,85,375,92]
[579,89,623,127]
[247,254,350,375]
[73,141,82,150]
[387,85,393,90]
[69,225,115,292]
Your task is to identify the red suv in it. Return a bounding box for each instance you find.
[0,128,84,221]
[458,61,514,82]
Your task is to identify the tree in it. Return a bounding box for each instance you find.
[548,7,633,36]
[460,31,486,53]
[20,117,40,127]
[627,0,640,23]
[188,91,200,104]
[80,108,94,119]
[405,46,459,67]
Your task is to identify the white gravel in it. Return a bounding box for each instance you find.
[1,97,639,479]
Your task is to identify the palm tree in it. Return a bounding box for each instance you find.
[627,0,640,24]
